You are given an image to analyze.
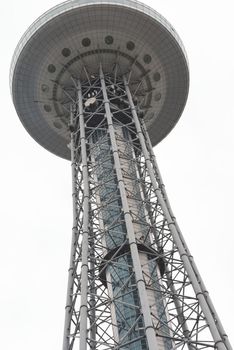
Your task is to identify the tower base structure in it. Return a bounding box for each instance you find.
[62,67,231,350]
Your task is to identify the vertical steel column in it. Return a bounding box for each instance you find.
[100,66,160,350]
[77,80,90,350]
[124,76,227,350]
[138,155,192,348]
[63,82,90,350]
[89,238,96,350]
[141,119,232,350]
[63,106,78,350]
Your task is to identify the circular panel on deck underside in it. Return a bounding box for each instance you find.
[10,0,189,160]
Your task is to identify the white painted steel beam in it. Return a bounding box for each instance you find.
[124,75,229,350]
[100,65,160,350]
[141,119,233,350]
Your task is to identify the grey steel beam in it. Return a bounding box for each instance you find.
[77,80,90,350]
[137,157,194,350]
[124,75,228,350]
[63,105,79,350]
[100,66,160,350]
[63,82,90,350]
[141,118,233,350]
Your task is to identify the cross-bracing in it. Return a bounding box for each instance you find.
[62,65,231,350]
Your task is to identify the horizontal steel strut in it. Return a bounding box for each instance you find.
[62,67,231,350]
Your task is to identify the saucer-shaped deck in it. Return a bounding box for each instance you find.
[10,0,189,160]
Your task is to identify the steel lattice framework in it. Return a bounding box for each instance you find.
[62,67,231,350]
[10,1,233,349]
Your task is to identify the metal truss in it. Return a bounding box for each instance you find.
[62,66,232,350]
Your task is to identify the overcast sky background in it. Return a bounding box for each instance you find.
[0,0,234,349]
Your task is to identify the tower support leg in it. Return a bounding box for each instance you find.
[124,76,230,350]
[141,119,233,350]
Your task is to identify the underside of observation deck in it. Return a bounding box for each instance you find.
[10,0,189,159]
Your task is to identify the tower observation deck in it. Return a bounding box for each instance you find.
[10,1,232,350]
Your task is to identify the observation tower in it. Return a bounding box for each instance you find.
[10,1,232,350]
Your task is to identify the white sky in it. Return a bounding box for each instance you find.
[0,0,234,349]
